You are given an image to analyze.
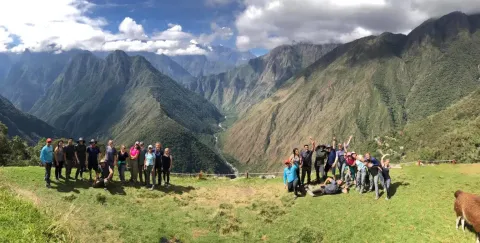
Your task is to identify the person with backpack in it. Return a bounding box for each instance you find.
[138,142,147,185]
[313,143,327,184]
[40,138,54,188]
[74,137,87,181]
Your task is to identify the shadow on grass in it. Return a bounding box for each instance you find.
[389,181,410,198]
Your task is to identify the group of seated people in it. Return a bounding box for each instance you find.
[283,136,392,200]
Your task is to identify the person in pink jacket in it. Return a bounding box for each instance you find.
[129,141,140,184]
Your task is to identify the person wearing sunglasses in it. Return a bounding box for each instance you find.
[40,138,54,188]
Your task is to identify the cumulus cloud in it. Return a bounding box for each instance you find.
[0,0,228,55]
[235,0,480,50]
[198,22,234,44]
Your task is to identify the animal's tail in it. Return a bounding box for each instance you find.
[454,190,463,198]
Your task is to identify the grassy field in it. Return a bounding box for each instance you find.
[0,164,479,243]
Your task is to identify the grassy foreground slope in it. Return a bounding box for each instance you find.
[1,165,479,242]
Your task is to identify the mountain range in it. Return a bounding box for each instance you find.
[27,50,230,173]
[0,11,479,172]
[190,43,339,114]
[221,11,480,171]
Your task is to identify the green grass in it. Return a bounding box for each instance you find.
[0,186,69,242]
[1,164,479,242]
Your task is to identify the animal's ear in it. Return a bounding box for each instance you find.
[454,190,462,198]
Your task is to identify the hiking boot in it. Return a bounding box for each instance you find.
[385,197,389,200]
[150,185,155,191]
[104,187,108,191]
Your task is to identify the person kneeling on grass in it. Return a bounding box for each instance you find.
[283,159,300,199]
[306,177,348,197]
[93,160,113,191]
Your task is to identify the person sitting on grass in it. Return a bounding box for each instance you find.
[283,159,300,199]
[306,177,348,197]
[93,159,113,191]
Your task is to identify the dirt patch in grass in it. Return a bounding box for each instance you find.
[194,184,284,208]
[457,163,480,175]
[14,187,42,206]
[192,229,209,239]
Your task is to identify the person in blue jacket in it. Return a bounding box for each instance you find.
[283,159,300,199]
[40,138,54,188]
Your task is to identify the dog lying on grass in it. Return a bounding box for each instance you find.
[454,190,480,243]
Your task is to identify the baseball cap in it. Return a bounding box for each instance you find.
[135,141,139,145]
[284,159,290,164]
[148,145,153,149]
[46,138,52,143]
[140,141,144,145]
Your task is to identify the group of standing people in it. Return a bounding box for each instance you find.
[39,137,173,191]
[283,136,392,200]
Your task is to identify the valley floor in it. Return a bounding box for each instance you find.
[1,164,479,242]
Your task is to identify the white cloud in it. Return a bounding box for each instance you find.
[118,17,147,39]
[198,22,234,44]
[0,0,220,55]
[235,0,480,50]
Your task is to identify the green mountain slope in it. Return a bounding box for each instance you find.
[222,11,480,171]
[366,88,480,163]
[31,50,230,173]
[0,50,80,112]
[0,95,66,144]
[190,43,339,114]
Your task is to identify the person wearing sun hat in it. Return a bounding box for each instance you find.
[40,138,54,188]
[86,139,101,182]
[75,137,87,181]
[93,159,113,190]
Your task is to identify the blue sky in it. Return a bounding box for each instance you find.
[0,0,478,56]
[90,0,270,55]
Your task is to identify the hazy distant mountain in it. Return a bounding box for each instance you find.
[0,94,66,144]
[31,50,231,173]
[171,44,256,77]
[190,43,339,114]
[0,50,81,112]
[222,11,480,171]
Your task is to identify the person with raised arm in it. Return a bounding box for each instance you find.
[300,137,314,185]
[283,159,300,199]
[381,154,392,200]
[324,137,337,180]
[336,135,352,182]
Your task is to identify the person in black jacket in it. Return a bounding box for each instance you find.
[300,138,314,185]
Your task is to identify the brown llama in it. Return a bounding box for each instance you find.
[454,190,480,243]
